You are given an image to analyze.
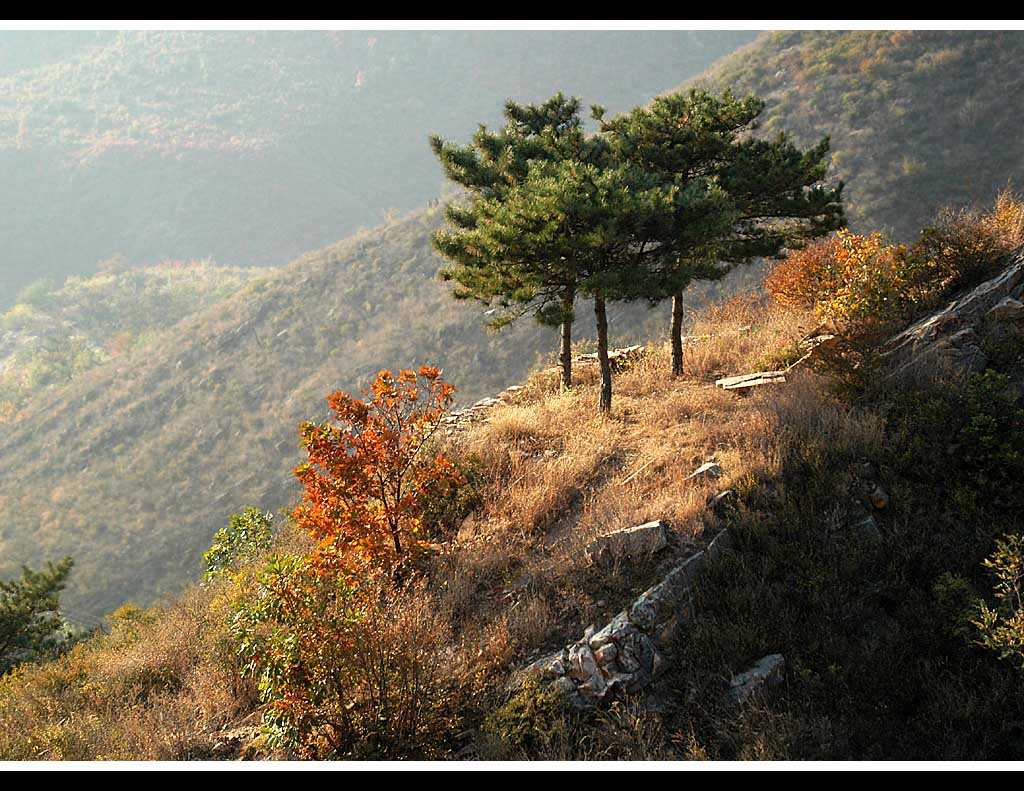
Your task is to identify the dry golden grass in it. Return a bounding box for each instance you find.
[428,296,838,666]
[0,292,874,761]
[0,582,258,760]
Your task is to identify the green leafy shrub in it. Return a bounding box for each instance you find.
[973,534,1024,669]
[203,508,276,580]
[230,557,458,758]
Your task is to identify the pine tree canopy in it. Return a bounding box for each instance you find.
[0,556,74,675]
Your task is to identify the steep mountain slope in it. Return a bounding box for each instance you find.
[687,30,1024,240]
[0,260,264,419]
[0,29,755,305]
[3,250,1023,761]
[0,207,738,620]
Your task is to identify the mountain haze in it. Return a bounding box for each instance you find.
[0,29,755,305]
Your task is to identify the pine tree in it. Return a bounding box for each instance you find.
[0,556,73,675]
[597,89,844,376]
[430,93,593,390]
[490,157,677,413]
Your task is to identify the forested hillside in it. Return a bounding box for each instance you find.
[688,30,1024,240]
[0,29,754,305]
[0,260,263,420]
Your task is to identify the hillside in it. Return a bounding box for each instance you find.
[0,207,759,621]
[2,240,1022,760]
[4,28,1024,624]
[0,259,264,420]
[0,29,754,305]
[687,30,1024,240]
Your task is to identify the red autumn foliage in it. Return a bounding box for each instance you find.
[292,366,460,576]
[764,237,838,310]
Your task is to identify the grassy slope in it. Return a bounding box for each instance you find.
[0,206,747,620]
[0,29,754,305]
[0,296,815,760]
[3,280,1021,760]
[0,260,264,417]
[687,30,1024,241]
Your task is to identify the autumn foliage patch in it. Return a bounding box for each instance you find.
[293,365,460,577]
[766,230,927,331]
[231,366,464,757]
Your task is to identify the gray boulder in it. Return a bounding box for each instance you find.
[727,653,786,705]
[585,520,669,565]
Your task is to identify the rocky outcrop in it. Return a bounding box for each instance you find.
[686,461,722,482]
[726,653,786,706]
[585,520,669,565]
[525,529,733,707]
[572,345,646,371]
[716,371,787,392]
[442,385,525,432]
[881,249,1024,375]
[990,296,1024,321]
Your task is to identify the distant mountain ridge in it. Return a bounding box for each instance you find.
[684,30,1024,240]
[0,29,755,305]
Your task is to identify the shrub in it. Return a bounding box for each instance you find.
[764,237,837,310]
[767,192,1024,337]
[479,675,577,757]
[293,366,460,577]
[913,189,1024,296]
[767,230,929,330]
[203,507,276,580]
[231,557,457,758]
[974,534,1024,670]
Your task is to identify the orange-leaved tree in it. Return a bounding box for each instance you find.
[293,366,460,575]
[766,229,930,330]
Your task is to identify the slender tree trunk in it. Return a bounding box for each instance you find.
[671,289,685,377]
[559,286,575,391]
[594,291,612,414]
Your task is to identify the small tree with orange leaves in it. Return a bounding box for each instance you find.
[231,366,462,757]
[293,366,459,576]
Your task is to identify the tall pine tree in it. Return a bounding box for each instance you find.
[430,93,594,390]
[597,89,844,376]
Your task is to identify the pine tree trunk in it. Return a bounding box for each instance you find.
[671,290,685,377]
[559,286,574,391]
[594,292,612,414]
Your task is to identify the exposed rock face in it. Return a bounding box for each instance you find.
[727,653,786,706]
[525,529,733,707]
[990,296,1024,321]
[706,489,736,512]
[585,520,669,565]
[686,461,723,482]
[881,250,1024,375]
